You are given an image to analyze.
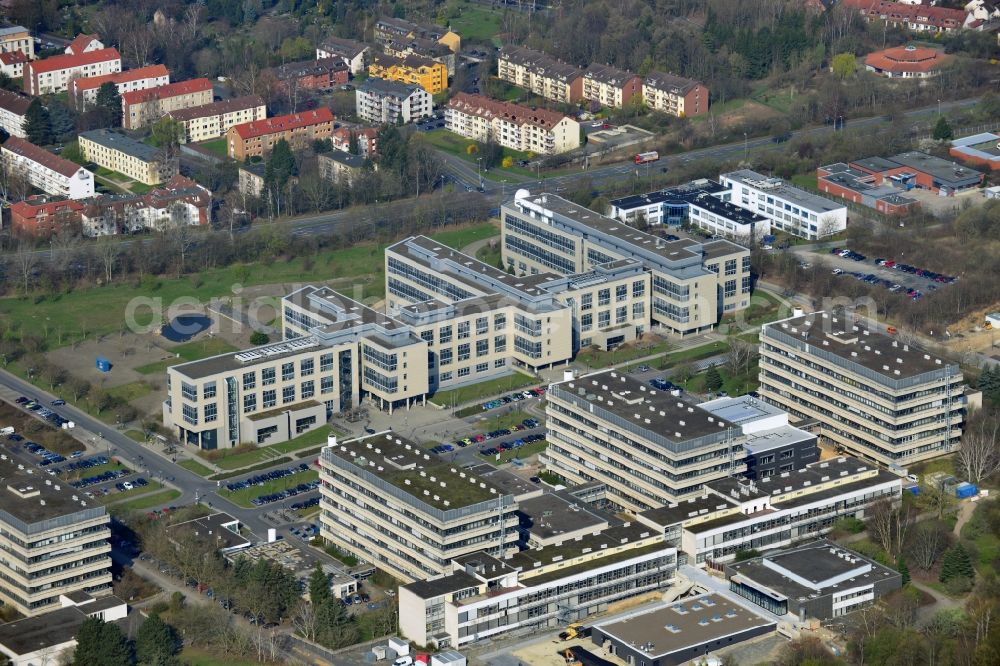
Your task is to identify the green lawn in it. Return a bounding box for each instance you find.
[125,429,147,443]
[476,242,503,269]
[219,469,318,508]
[178,459,215,476]
[961,499,1000,575]
[791,173,818,190]
[421,129,537,181]
[718,290,788,332]
[101,480,164,505]
[111,488,181,512]
[199,138,228,158]
[428,222,499,252]
[136,339,240,374]
[674,360,760,396]
[181,648,263,666]
[430,371,537,408]
[205,425,334,470]
[577,337,676,370]
[689,97,748,122]
[447,4,503,43]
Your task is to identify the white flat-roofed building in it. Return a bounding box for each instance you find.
[0,456,113,617]
[1,137,95,199]
[355,78,432,124]
[399,524,677,649]
[758,311,972,466]
[719,169,847,239]
[636,455,902,565]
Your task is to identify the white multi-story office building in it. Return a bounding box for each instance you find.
[355,78,432,124]
[759,311,972,466]
[719,169,847,240]
[1,137,95,199]
[502,191,752,335]
[319,433,527,582]
[0,456,112,616]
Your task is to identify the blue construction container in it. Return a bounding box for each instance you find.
[904,483,920,496]
[955,482,977,499]
[96,357,111,372]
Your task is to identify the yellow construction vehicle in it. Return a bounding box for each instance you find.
[558,623,584,641]
[563,648,583,666]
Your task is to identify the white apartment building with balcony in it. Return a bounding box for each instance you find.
[1,137,95,199]
[445,93,580,155]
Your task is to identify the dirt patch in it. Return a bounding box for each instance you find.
[718,100,783,130]
[0,402,83,455]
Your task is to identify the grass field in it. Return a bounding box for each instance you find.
[112,488,181,512]
[578,337,677,370]
[674,360,760,396]
[428,222,499,251]
[178,459,215,476]
[421,129,536,180]
[0,220,498,352]
[431,371,537,408]
[181,648,263,666]
[791,173,819,190]
[447,4,503,43]
[203,425,333,470]
[135,338,240,374]
[476,242,503,269]
[199,138,228,158]
[219,469,318,508]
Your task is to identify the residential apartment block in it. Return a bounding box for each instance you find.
[719,169,848,239]
[497,46,584,104]
[445,93,580,155]
[369,53,448,94]
[1,137,95,199]
[636,455,902,565]
[582,63,642,108]
[79,129,178,186]
[332,125,378,158]
[316,36,371,75]
[0,88,30,138]
[355,78,432,124]
[9,176,210,237]
[9,197,85,237]
[384,36,455,76]
[317,149,367,186]
[0,51,27,79]
[23,48,122,96]
[0,455,112,616]
[319,432,524,583]
[266,58,349,95]
[502,192,752,336]
[237,162,266,198]
[0,25,33,58]
[225,108,334,160]
[374,17,460,53]
[643,71,709,117]
[399,513,677,648]
[844,0,971,33]
[69,64,170,109]
[166,95,266,143]
[544,370,748,510]
[122,77,214,130]
[758,311,971,466]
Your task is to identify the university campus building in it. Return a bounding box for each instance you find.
[758,311,974,466]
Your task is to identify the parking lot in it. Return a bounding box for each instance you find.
[796,246,958,299]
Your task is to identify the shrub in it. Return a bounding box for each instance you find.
[501,156,513,168]
[249,331,270,345]
[944,575,972,595]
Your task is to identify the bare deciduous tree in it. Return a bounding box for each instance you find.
[12,243,37,295]
[907,521,949,571]
[290,601,318,643]
[96,235,120,284]
[725,338,756,375]
[956,411,1000,485]
[867,497,912,560]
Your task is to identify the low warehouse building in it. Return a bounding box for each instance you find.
[725,540,902,620]
[591,594,776,666]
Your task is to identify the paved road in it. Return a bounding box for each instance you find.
[0,368,331,550]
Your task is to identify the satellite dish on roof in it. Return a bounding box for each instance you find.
[514,188,531,201]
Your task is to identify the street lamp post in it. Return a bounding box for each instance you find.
[476,157,483,189]
[743,132,748,161]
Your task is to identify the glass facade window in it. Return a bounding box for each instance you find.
[300,358,314,376]
[616,285,628,302]
[598,288,611,306]
[282,362,295,381]
[243,394,256,413]
[302,380,315,399]
[263,390,276,408]
[242,372,256,390]
[282,386,295,403]
[457,344,471,361]
[321,376,335,394]
[320,353,334,372]
[262,367,276,386]
[495,335,507,353]
[581,293,592,311]
[632,280,645,297]
[458,322,470,339]
[203,382,216,399]
[204,403,217,422]
[440,325,453,344]
[476,339,489,357]
[476,317,488,335]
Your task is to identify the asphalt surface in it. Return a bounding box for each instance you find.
[0,368,328,548]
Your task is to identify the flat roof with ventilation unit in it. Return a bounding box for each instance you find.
[0,454,106,530]
[593,594,775,663]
